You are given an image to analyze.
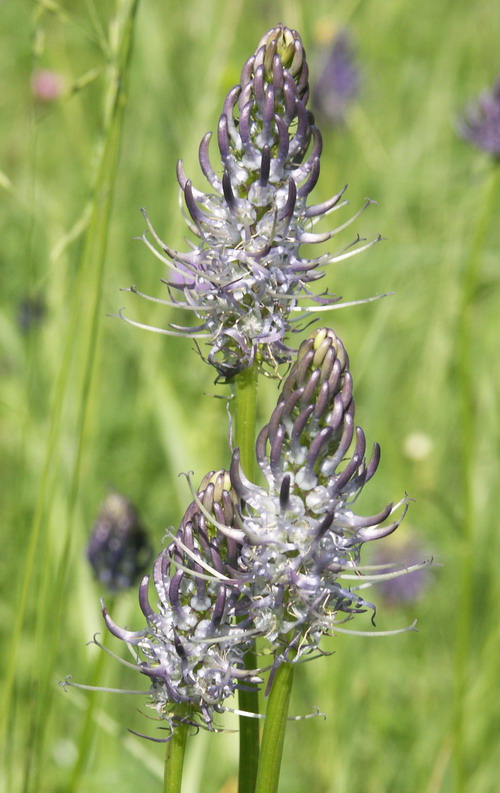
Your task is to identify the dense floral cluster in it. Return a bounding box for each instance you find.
[230,328,409,664]
[122,25,379,378]
[87,329,418,738]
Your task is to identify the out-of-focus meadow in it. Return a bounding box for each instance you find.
[1,0,500,791]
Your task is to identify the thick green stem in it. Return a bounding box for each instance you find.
[255,662,295,793]
[233,364,260,793]
[237,643,261,793]
[454,163,499,793]
[164,708,191,793]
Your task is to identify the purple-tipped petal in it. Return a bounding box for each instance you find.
[222,170,237,211]
[270,424,287,476]
[304,185,348,218]
[277,178,297,221]
[290,404,314,454]
[199,133,222,191]
[253,64,265,108]
[102,601,147,645]
[260,145,271,186]
[275,114,290,164]
[217,114,231,162]
[279,475,291,510]
[297,157,321,199]
[272,52,284,90]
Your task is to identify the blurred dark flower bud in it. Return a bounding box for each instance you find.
[87,493,152,591]
[17,295,45,334]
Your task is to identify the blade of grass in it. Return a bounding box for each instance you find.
[453,162,500,793]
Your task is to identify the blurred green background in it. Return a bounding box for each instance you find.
[1,0,500,791]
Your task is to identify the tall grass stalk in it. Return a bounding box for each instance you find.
[67,595,115,793]
[34,0,140,783]
[453,163,499,793]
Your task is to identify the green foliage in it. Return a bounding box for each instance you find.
[1,0,500,792]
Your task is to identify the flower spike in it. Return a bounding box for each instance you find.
[95,471,259,737]
[229,327,412,666]
[123,25,380,379]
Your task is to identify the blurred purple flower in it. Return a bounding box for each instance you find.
[458,77,500,157]
[313,30,359,126]
[374,537,431,607]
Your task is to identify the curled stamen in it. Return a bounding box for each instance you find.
[331,620,418,637]
[291,293,393,313]
[113,308,211,339]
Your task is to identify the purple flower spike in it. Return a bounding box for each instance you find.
[99,471,261,738]
[71,331,425,731]
[458,77,500,157]
[122,25,379,379]
[229,328,417,666]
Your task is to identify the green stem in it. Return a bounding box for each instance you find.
[234,363,259,480]
[454,162,499,793]
[255,662,295,793]
[164,708,191,793]
[233,363,260,793]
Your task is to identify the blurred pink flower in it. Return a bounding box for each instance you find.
[31,69,63,103]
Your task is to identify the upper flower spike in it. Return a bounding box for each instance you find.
[123,25,380,379]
